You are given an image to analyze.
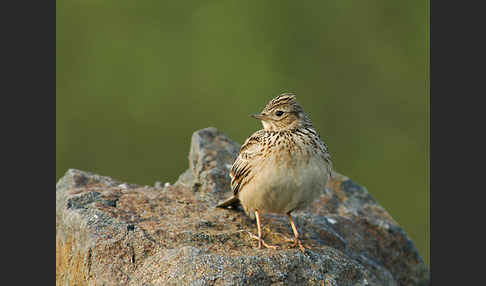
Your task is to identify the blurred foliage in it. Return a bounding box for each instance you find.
[57,0,429,266]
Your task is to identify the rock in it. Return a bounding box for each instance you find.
[56,127,430,286]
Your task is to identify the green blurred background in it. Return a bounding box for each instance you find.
[56,0,429,265]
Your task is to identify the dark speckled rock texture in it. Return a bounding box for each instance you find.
[56,127,430,286]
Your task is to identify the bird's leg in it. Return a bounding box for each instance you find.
[247,210,278,250]
[287,212,307,252]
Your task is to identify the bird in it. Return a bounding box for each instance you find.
[216,93,332,252]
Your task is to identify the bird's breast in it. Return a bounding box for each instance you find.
[238,150,330,215]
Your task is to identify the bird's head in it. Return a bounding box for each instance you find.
[250,93,314,131]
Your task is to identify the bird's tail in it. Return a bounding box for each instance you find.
[216,196,240,208]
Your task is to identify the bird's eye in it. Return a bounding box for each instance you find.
[275,111,284,116]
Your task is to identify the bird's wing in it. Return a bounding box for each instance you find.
[317,134,333,178]
[230,130,265,196]
[306,127,333,178]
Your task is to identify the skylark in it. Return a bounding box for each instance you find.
[217,93,332,252]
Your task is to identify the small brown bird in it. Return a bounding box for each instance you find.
[217,93,332,251]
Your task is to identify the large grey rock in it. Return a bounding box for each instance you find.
[56,127,430,286]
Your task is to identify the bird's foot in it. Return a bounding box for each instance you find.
[275,233,310,252]
[289,237,308,252]
[247,231,279,250]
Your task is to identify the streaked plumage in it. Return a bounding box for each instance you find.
[217,93,332,251]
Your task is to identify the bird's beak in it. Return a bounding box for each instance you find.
[250,113,265,120]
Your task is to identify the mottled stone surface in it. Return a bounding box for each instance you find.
[56,127,429,286]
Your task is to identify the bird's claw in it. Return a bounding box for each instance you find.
[247,231,279,250]
[290,238,308,252]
